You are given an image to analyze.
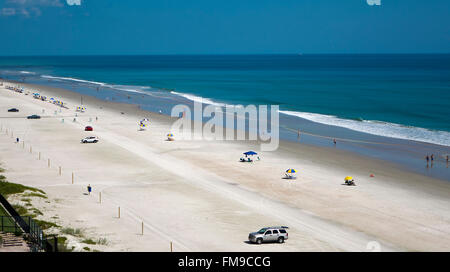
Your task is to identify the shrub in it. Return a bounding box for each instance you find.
[61,227,83,237]
[0,182,45,197]
[34,219,60,230]
[82,238,96,245]
[97,238,108,245]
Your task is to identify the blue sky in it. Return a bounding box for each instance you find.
[0,0,449,55]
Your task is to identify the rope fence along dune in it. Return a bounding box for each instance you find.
[0,123,188,252]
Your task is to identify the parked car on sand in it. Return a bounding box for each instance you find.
[81,136,99,144]
[248,226,289,244]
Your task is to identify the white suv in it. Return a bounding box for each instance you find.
[81,136,99,143]
[248,226,289,244]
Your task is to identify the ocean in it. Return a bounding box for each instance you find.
[1,54,449,180]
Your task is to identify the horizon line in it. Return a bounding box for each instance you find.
[1,53,450,57]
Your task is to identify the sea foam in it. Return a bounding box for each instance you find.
[170,91,226,107]
[41,75,151,95]
[38,74,450,147]
[279,110,450,147]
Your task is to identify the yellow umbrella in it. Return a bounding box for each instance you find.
[286,169,297,174]
[345,176,354,181]
[167,133,174,137]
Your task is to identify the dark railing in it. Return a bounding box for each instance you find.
[1,215,25,234]
[0,194,57,252]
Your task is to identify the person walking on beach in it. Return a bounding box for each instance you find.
[297,129,301,141]
[446,155,449,168]
[16,137,19,144]
[426,155,430,168]
[333,138,337,146]
[87,184,92,195]
[431,154,434,168]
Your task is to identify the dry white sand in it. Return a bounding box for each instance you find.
[1,81,450,251]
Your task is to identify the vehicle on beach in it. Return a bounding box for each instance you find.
[85,126,93,131]
[27,114,41,119]
[248,226,289,244]
[81,136,99,144]
[8,108,19,112]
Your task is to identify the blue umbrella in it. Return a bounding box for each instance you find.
[244,151,258,156]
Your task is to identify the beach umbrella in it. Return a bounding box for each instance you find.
[167,133,174,137]
[345,176,354,182]
[243,151,258,156]
[286,169,297,174]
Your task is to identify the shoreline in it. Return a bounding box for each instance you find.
[2,75,449,182]
[6,79,450,180]
[1,80,450,251]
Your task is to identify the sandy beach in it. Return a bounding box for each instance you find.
[1,81,450,252]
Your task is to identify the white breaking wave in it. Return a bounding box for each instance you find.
[41,75,151,95]
[170,91,226,107]
[279,110,450,147]
[19,71,35,74]
[37,74,450,147]
[106,84,151,95]
[41,75,106,86]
